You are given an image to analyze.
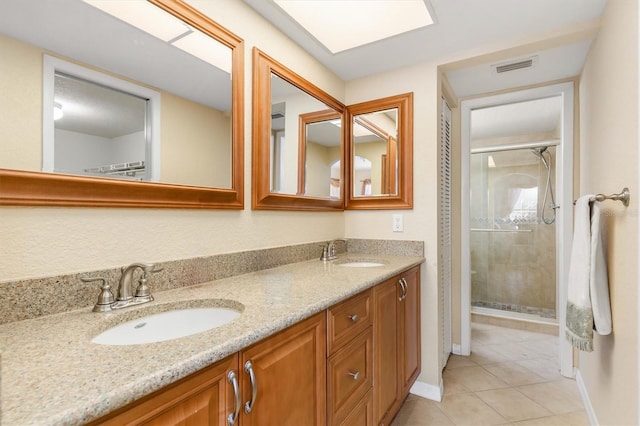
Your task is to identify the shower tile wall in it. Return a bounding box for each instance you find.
[470,151,556,318]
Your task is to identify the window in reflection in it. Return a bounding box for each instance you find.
[52,72,149,180]
[42,55,160,181]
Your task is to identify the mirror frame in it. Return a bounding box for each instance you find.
[252,48,345,211]
[345,93,414,210]
[0,0,245,209]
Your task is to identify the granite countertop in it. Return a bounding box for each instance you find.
[0,254,424,426]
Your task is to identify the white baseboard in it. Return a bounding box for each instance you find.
[410,380,443,402]
[452,343,462,355]
[575,369,598,425]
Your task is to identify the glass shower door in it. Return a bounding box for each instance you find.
[470,147,557,320]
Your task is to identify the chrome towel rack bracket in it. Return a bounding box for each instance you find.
[573,187,630,207]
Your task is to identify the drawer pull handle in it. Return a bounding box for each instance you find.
[227,370,240,426]
[348,314,359,322]
[348,371,360,380]
[244,360,257,414]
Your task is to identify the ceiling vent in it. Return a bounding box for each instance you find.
[492,56,538,75]
[271,102,285,119]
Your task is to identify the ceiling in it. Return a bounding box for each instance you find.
[245,0,607,147]
[471,96,562,142]
[243,0,608,97]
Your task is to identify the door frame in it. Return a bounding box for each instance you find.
[460,81,574,377]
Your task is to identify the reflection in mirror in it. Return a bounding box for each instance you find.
[346,93,413,210]
[0,0,244,208]
[44,58,159,182]
[352,109,398,197]
[298,109,342,198]
[253,48,345,211]
[268,74,335,195]
[54,73,148,180]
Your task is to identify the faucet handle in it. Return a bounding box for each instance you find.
[320,244,330,261]
[81,276,114,312]
[133,264,162,301]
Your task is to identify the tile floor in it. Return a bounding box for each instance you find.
[391,322,590,425]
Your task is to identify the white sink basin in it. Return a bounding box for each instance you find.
[92,307,241,346]
[336,261,385,268]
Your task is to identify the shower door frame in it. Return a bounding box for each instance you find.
[460,81,575,378]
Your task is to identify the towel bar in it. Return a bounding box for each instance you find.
[573,187,630,207]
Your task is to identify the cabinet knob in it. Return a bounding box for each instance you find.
[348,314,359,322]
[348,371,360,380]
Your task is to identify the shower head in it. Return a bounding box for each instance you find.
[531,146,549,168]
[531,146,548,155]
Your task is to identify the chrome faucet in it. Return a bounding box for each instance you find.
[116,262,154,303]
[82,262,162,312]
[320,239,348,261]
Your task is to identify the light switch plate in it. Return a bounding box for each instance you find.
[392,214,404,232]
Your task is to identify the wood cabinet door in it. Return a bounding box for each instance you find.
[399,266,421,396]
[94,354,238,426]
[372,277,400,424]
[240,312,326,426]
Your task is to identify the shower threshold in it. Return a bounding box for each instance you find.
[471,305,557,324]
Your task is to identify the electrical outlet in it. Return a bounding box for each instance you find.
[392,214,404,232]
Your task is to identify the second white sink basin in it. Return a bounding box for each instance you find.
[92,307,241,346]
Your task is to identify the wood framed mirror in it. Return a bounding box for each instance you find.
[0,0,244,209]
[252,48,345,211]
[345,93,413,210]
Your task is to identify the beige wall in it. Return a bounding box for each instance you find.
[578,0,639,424]
[160,92,231,187]
[0,0,346,281]
[353,141,387,195]
[304,141,340,197]
[0,35,42,171]
[345,60,442,386]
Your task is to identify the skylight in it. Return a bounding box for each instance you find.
[273,0,434,53]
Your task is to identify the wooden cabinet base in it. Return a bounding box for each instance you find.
[91,354,237,426]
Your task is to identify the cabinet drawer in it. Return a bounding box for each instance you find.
[328,327,373,426]
[338,390,373,426]
[327,289,372,355]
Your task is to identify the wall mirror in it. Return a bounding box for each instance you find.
[252,48,345,210]
[346,93,413,209]
[0,0,244,208]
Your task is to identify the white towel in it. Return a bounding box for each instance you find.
[566,195,612,351]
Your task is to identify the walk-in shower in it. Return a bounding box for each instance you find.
[470,144,558,320]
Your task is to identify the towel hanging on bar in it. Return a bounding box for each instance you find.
[566,195,612,351]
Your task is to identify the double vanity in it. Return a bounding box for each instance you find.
[0,253,423,425]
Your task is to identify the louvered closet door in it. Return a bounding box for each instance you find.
[439,97,452,369]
